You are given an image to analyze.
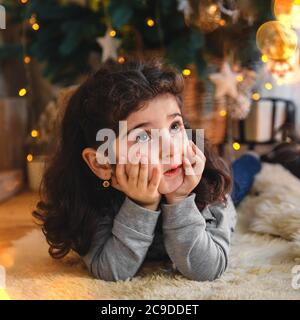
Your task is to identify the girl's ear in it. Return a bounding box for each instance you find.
[82,147,112,180]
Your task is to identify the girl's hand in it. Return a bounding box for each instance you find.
[113,153,162,211]
[164,140,206,204]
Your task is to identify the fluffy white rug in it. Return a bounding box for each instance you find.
[2,163,300,300]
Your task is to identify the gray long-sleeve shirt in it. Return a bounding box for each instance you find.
[81,192,237,282]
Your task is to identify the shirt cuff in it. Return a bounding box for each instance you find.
[161,192,206,229]
[114,196,161,237]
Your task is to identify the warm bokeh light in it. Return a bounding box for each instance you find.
[146,18,155,27]
[18,88,27,97]
[219,110,227,117]
[24,56,31,64]
[109,30,116,37]
[31,130,39,138]
[118,56,125,64]
[252,92,261,101]
[219,19,226,26]
[256,21,298,61]
[236,74,244,82]
[32,23,40,31]
[233,142,241,151]
[265,82,273,90]
[0,289,10,300]
[274,0,300,28]
[20,0,28,4]
[27,154,33,162]
[262,54,268,63]
[182,68,191,76]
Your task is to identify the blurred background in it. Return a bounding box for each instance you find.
[0,0,300,200]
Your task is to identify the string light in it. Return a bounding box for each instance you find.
[118,56,125,64]
[146,18,155,27]
[182,68,191,76]
[27,154,33,162]
[219,19,226,26]
[31,130,39,138]
[29,15,37,25]
[208,4,218,14]
[252,92,261,101]
[219,110,227,117]
[19,88,27,97]
[232,142,241,151]
[261,54,268,63]
[32,23,40,31]
[236,74,244,82]
[20,0,29,4]
[109,30,116,37]
[24,56,31,64]
[265,82,273,90]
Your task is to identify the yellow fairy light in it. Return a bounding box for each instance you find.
[20,0,28,4]
[0,289,10,300]
[24,56,31,64]
[32,23,40,31]
[236,74,244,82]
[265,82,273,90]
[208,4,218,14]
[219,19,226,26]
[29,15,36,25]
[252,92,260,101]
[182,68,191,76]
[219,110,227,117]
[27,154,33,162]
[19,88,27,97]
[232,142,241,151]
[261,54,268,63]
[31,130,39,138]
[118,56,125,64]
[146,18,155,27]
[109,30,116,37]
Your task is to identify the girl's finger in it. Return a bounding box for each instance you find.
[137,156,148,189]
[115,157,128,187]
[148,166,161,192]
[192,154,205,176]
[128,154,141,186]
[191,141,205,161]
[183,156,194,176]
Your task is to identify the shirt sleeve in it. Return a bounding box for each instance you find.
[160,192,236,282]
[81,196,161,282]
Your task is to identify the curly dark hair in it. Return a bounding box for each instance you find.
[33,57,232,259]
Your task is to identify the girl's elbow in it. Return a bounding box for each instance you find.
[183,254,228,282]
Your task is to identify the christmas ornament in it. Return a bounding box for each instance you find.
[97,28,122,62]
[183,0,222,33]
[256,21,298,61]
[209,62,239,99]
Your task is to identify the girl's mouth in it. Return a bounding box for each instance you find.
[163,164,183,177]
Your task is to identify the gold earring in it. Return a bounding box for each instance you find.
[102,180,110,188]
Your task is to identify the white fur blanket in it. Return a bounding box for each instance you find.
[1,163,300,300]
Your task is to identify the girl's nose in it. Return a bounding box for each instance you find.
[159,134,176,162]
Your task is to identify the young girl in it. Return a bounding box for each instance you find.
[33,58,238,282]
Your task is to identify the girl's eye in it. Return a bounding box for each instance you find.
[135,131,150,143]
[170,121,183,134]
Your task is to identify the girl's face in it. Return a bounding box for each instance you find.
[111,93,189,194]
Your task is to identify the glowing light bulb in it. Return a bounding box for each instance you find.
[219,110,227,117]
[109,30,116,37]
[233,142,241,151]
[182,69,191,76]
[252,93,261,101]
[19,88,27,97]
[27,154,33,162]
[32,23,40,31]
[118,56,125,64]
[31,130,39,138]
[146,19,155,27]
[265,82,273,90]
